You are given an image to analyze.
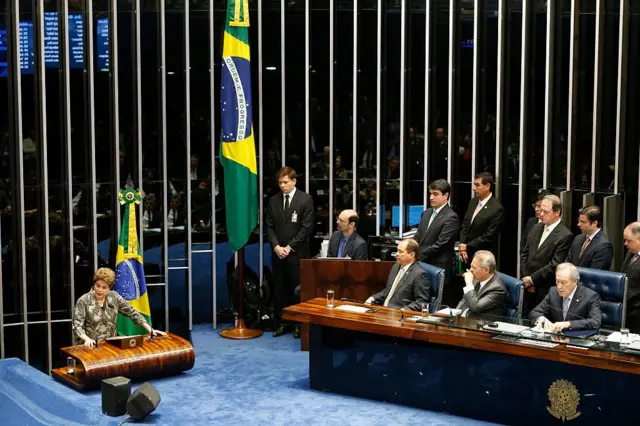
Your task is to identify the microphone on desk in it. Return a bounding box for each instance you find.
[340,297,365,304]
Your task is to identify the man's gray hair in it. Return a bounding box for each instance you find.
[473,250,496,273]
[543,194,562,214]
[626,222,640,239]
[556,262,580,282]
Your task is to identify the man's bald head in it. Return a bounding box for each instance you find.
[337,209,359,236]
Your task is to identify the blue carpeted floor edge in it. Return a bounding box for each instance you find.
[0,324,501,425]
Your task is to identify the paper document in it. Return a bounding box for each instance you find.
[335,305,370,313]
[627,341,640,351]
[606,331,640,343]
[435,308,463,316]
[482,321,530,334]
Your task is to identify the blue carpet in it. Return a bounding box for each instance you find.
[0,325,500,425]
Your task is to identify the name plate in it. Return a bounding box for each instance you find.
[105,335,145,349]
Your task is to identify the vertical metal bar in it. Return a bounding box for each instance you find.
[159,0,169,331]
[447,0,456,190]
[352,0,358,209]
[110,0,121,233]
[424,0,431,209]
[258,0,264,321]
[470,0,480,193]
[7,0,28,362]
[305,0,310,190]
[542,0,555,188]
[375,0,382,236]
[495,0,506,200]
[591,0,604,194]
[566,0,579,190]
[134,0,143,252]
[281,0,286,165]
[329,0,334,233]
[210,0,217,329]
[61,0,75,337]
[85,0,98,272]
[34,0,52,373]
[517,0,531,278]
[614,0,629,195]
[185,0,193,330]
[399,0,407,236]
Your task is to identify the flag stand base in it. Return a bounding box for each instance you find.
[220,319,263,340]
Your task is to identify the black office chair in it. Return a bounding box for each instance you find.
[577,267,628,330]
[418,262,445,313]
[496,272,524,320]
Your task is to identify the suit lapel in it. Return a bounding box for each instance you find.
[536,225,560,253]
[420,209,433,244]
[476,275,495,298]
[567,286,584,319]
[393,263,415,295]
[426,205,447,237]
[344,233,356,256]
[284,191,298,223]
[579,232,599,259]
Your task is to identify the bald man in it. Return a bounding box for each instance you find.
[327,209,368,260]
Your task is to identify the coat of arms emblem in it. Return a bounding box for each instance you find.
[547,379,581,421]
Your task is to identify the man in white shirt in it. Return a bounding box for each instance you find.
[529,263,601,332]
[365,239,431,311]
[456,250,507,318]
[520,195,573,314]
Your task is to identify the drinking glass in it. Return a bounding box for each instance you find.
[421,303,430,319]
[66,357,76,375]
[620,328,630,348]
[327,290,335,308]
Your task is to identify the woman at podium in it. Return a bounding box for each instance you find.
[72,268,165,347]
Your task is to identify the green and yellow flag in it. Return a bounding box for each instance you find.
[220,0,258,252]
[114,188,152,335]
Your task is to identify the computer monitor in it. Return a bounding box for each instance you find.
[391,205,423,228]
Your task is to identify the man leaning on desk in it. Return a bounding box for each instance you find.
[529,263,601,333]
[327,209,368,260]
[364,239,431,311]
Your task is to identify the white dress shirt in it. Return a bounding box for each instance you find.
[562,286,577,321]
[539,218,561,247]
[283,187,297,209]
[471,193,492,223]
[383,263,413,307]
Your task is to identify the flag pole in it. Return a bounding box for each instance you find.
[220,246,263,339]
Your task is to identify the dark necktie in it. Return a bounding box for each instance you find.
[474,282,481,294]
[284,194,291,218]
[337,237,347,257]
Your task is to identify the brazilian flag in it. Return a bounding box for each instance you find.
[220,0,258,252]
[114,188,152,335]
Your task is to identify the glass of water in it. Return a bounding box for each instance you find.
[421,303,430,319]
[327,290,335,308]
[620,328,630,348]
[66,357,76,375]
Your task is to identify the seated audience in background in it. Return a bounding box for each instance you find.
[459,172,505,265]
[529,263,601,332]
[142,194,161,230]
[456,251,507,318]
[520,194,573,314]
[327,209,368,260]
[334,156,348,179]
[365,239,430,311]
[622,222,640,331]
[167,194,186,227]
[566,205,613,270]
[73,268,165,347]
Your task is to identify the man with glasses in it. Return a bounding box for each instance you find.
[456,250,507,319]
[327,209,368,260]
[520,195,573,315]
[530,263,601,332]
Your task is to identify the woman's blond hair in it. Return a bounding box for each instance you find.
[94,268,116,289]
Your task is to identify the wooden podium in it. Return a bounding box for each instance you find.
[299,259,394,350]
[52,332,195,390]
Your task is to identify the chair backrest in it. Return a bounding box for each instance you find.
[576,267,628,330]
[418,262,445,312]
[496,272,523,320]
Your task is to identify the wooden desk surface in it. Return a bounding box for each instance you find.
[283,298,640,375]
[52,332,195,390]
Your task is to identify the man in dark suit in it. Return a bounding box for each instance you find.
[622,222,640,331]
[456,250,507,318]
[459,172,505,265]
[530,263,601,331]
[365,239,431,311]
[521,190,552,251]
[521,194,573,314]
[566,205,613,270]
[413,179,460,305]
[266,167,315,337]
[327,209,368,260]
